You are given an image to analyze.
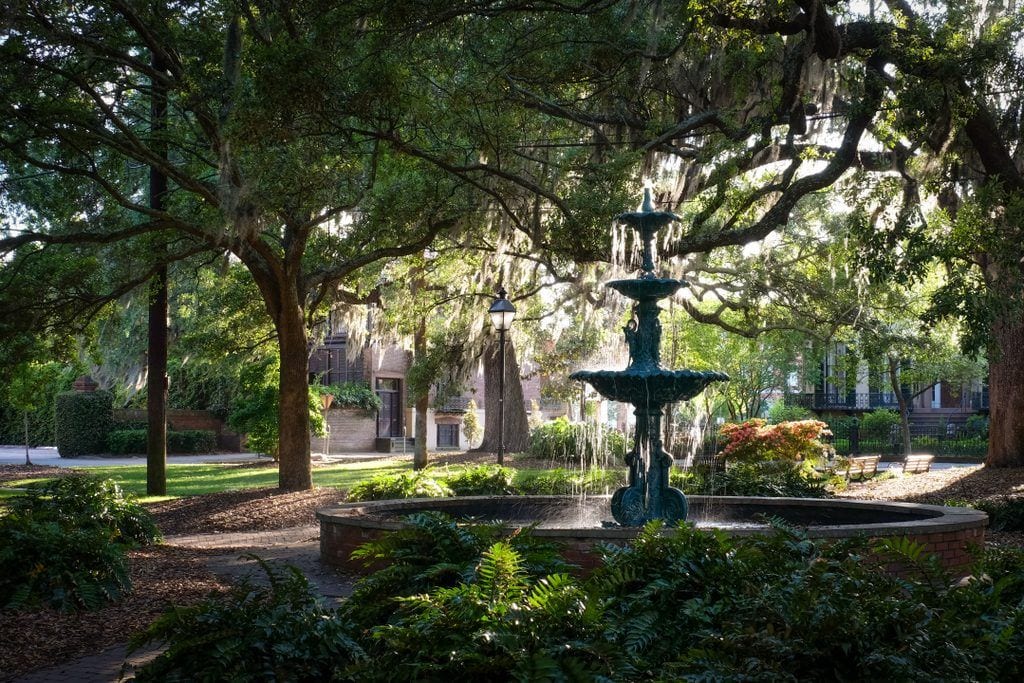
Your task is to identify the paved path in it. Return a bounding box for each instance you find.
[14,525,353,683]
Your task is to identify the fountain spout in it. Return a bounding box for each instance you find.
[571,189,728,525]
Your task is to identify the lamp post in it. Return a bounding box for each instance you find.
[488,287,516,465]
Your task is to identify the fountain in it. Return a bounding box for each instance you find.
[570,188,727,525]
[317,192,987,576]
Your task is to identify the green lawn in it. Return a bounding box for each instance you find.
[0,459,410,503]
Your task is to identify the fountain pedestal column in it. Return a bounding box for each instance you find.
[571,188,728,526]
[613,405,687,526]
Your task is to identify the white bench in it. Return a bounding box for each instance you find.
[843,455,881,480]
[901,454,934,474]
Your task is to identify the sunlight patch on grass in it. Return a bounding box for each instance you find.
[2,459,411,503]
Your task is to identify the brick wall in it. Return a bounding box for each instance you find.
[312,407,378,453]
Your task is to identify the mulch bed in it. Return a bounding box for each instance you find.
[0,464,80,484]
[0,545,230,682]
[148,486,346,535]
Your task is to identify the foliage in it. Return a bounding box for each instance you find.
[526,417,627,466]
[0,517,130,612]
[859,409,901,442]
[514,467,624,495]
[443,465,515,496]
[964,414,990,438]
[106,429,217,454]
[719,419,832,464]
[341,511,569,631]
[53,390,113,456]
[324,381,381,412]
[346,471,453,502]
[462,399,481,448]
[353,543,603,681]
[8,475,161,546]
[974,498,1024,532]
[766,400,812,424]
[1,360,71,448]
[0,476,158,611]
[131,559,364,682]
[227,359,325,460]
[135,515,1024,681]
[678,461,832,498]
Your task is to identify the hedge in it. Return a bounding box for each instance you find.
[54,390,113,457]
[106,429,218,455]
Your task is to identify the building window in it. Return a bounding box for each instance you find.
[437,423,459,449]
[309,336,364,386]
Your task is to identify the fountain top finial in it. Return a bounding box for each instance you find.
[616,188,680,277]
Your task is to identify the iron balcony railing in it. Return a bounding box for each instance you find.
[787,392,903,411]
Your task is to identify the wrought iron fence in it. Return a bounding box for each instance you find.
[825,418,988,458]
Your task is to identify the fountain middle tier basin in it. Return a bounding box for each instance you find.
[607,277,686,301]
[569,368,729,406]
[319,495,987,576]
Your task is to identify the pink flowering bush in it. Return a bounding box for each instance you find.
[719,419,832,464]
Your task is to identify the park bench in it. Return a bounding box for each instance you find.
[901,454,934,474]
[843,455,881,480]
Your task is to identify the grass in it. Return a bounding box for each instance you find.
[0,459,409,503]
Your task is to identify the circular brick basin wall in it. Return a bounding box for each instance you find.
[318,495,987,576]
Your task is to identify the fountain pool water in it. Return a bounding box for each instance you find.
[317,190,987,576]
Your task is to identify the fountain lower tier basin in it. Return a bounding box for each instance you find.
[569,369,730,405]
[318,495,987,576]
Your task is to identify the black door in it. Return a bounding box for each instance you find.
[376,378,402,437]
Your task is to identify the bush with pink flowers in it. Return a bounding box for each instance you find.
[719,418,832,464]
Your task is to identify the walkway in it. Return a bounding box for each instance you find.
[14,525,353,683]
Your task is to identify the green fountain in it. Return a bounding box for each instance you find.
[571,189,728,525]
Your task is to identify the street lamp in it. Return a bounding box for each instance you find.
[488,287,516,464]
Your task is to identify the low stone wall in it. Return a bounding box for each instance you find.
[318,496,988,578]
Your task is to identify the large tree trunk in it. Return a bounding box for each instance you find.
[146,266,169,495]
[475,337,529,455]
[413,316,428,470]
[146,48,168,496]
[986,314,1024,467]
[276,296,313,491]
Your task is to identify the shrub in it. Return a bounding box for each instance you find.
[681,461,831,498]
[526,417,627,466]
[443,465,515,496]
[106,428,217,454]
[346,471,453,501]
[975,497,1024,532]
[859,408,900,441]
[9,475,161,546]
[0,476,157,611]
[514,467,624,495]
[766,400,812,424]
[964,414,990,438]
[54,389,113,456]
[0,517,130,611]
[342,511,569,630]
[167,429,217,453]
[719,418,831,464]
[131,559,363,682]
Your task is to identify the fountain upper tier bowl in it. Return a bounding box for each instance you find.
[569,368,729,406]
